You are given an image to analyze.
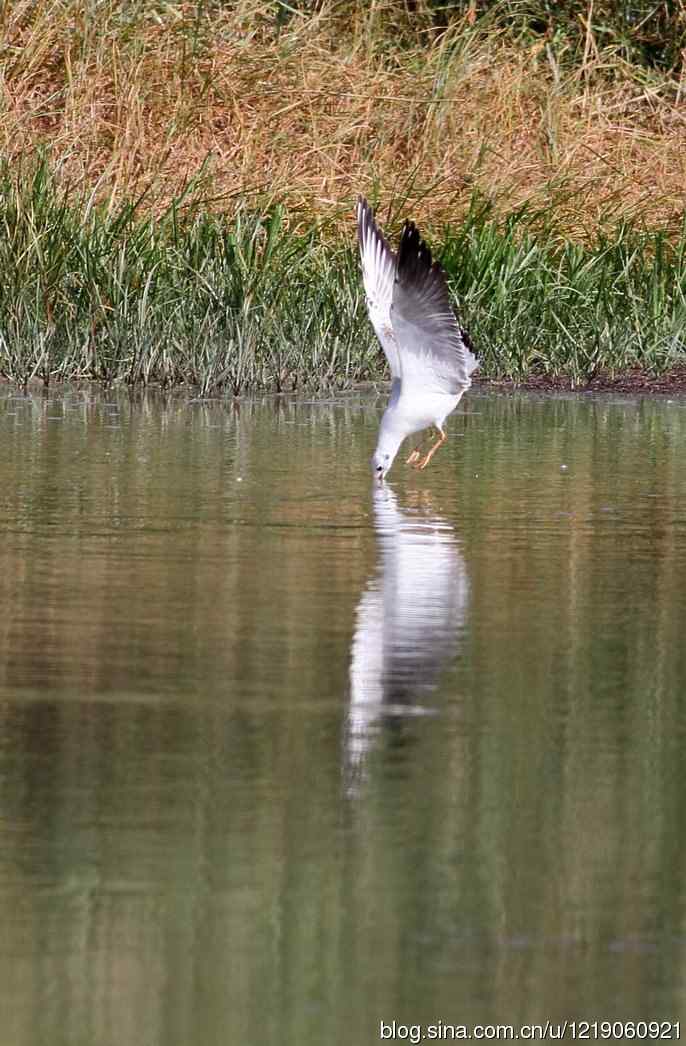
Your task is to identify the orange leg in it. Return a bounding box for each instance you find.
[405,435,428,465]
[416,427,447,470]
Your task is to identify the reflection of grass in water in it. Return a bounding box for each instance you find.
[1,160,686,391]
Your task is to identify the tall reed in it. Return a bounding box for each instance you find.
[0,162,684,391]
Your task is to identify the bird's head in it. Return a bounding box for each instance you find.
[371,449,393,482]
[372,420,405,482]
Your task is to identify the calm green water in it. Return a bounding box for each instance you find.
[1,386,686,1046]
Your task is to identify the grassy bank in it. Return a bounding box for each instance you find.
[1,162,685,392]
[0,162,368,393]
[2,1,686,391]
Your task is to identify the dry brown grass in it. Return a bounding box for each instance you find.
[2,0,686,234]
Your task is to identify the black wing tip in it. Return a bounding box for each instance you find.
[396,217,478,359]
[356,196,374,248]
[397,218,446,289]
[357,202,444,284]
[356,195,396,261]
[356,196,376,230]
[461,326,476,355]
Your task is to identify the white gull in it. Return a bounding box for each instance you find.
[357,197,479,480]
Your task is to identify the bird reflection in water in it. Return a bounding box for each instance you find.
[345,484,469,790]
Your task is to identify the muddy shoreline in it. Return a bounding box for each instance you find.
[476,366,686,396]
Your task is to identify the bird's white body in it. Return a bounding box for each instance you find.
[375,385,465,466]
[357,198,478,478]
[380,385,464,445]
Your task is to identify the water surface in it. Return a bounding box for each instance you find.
[1,386,686,1045]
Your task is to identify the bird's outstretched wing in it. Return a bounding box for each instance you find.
[392,220,479,395]
[357,197,401,379]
